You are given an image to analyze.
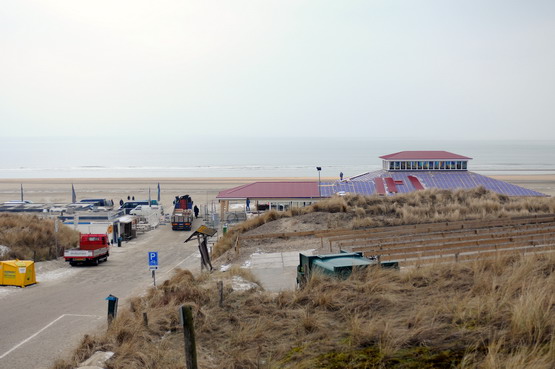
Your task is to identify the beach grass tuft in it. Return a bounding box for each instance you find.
[0,214,79,261]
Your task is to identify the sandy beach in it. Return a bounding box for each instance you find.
[0,175,554,209]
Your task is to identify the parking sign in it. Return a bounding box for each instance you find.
[148,252,158,269]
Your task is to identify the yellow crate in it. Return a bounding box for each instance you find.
[0,260,37,287]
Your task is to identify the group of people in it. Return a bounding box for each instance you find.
[118,196,136,206]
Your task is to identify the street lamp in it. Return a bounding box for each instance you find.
[316,167,322,197]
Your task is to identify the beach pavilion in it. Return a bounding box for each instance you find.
[216,151,548,217]
[216,181,321,217]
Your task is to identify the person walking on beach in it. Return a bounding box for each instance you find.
[194,205,199,218]
[340,172,344,181]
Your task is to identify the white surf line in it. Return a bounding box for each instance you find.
[164,253,197,275]
[0,314,101,360]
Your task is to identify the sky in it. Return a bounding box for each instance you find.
[1,0,555,140]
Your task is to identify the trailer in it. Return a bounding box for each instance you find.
[171,195,194,231]
[296,251,398,288]
[64,234,110,266]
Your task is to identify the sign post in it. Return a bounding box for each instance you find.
[148,251,158,286]
[105,294,119,325]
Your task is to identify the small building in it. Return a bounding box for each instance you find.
[59,209,127,244]
[380,151,471,171]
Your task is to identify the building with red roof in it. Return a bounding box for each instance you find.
[216,151,547,217]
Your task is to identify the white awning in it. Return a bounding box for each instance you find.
[118,215,137,224]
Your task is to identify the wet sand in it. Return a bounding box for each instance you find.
[0,175,553,209]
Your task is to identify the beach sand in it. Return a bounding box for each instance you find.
[0,175,554,209]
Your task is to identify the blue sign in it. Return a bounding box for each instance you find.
[148,252,158,266]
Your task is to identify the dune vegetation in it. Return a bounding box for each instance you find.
[51,188,555,368]
[0,214,79,261]
[52,253,555,369]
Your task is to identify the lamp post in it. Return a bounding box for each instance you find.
[316,167,322,197]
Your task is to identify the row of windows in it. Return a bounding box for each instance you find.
[385,160,468,171]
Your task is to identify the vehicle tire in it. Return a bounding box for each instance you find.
[92,259,99,266]
[69,262,76,267]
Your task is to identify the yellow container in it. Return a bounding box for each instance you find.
[0,260,37,287]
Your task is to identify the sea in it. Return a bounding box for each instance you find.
[1,136,554,179]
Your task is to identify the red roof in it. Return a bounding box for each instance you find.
[379,151,472,160]
[217,182,320,199]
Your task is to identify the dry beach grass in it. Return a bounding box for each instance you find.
[0,214,79,261]
[51,253,555,369]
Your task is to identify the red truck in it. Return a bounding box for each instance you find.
[171,195,194,231]
[64,234,110,266]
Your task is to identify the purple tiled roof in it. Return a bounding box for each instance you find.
[319,171,547,197]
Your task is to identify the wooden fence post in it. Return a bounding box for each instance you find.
[179,305,198,369]
[218,281,224,307]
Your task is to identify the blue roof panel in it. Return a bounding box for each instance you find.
[322,171,547,197]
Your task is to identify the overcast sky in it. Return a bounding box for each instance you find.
[2,0,555,140]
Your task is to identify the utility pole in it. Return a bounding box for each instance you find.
[316,167,322,197]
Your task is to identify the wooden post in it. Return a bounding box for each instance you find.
[179,305,198,369]
[143,312,149,328]
[329,240,332,252]
[320,237,324,249]
[218,281,224,307]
